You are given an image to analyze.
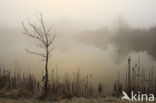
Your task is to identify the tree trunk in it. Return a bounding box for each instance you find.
[45,48,49,93]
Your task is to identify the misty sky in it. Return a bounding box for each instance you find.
[0,0,156,91]
[1,0,156,28]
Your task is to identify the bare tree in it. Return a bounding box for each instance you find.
[21,12,56,93]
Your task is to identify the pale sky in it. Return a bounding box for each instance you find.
[0,0,156,28]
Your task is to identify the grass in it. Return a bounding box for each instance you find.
[0,97,121,103]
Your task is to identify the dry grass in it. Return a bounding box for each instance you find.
[0,97,151,103]
[0,65,97,100]
[0,97,121,103]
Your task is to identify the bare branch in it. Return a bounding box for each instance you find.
[28,21,46,46]
[47,25,53,35]
[36,43,45,49]
[22,22,47,46]
[40,15,49,46]
[48,34,56,47]
[33,12,41,21]
[25,49,46,58]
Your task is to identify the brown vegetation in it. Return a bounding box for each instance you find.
[113,57,156,97]
[0,65,99,101]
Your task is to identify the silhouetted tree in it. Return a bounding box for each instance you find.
[21,12,56,94]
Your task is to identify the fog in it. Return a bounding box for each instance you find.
[0,0,156,91]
